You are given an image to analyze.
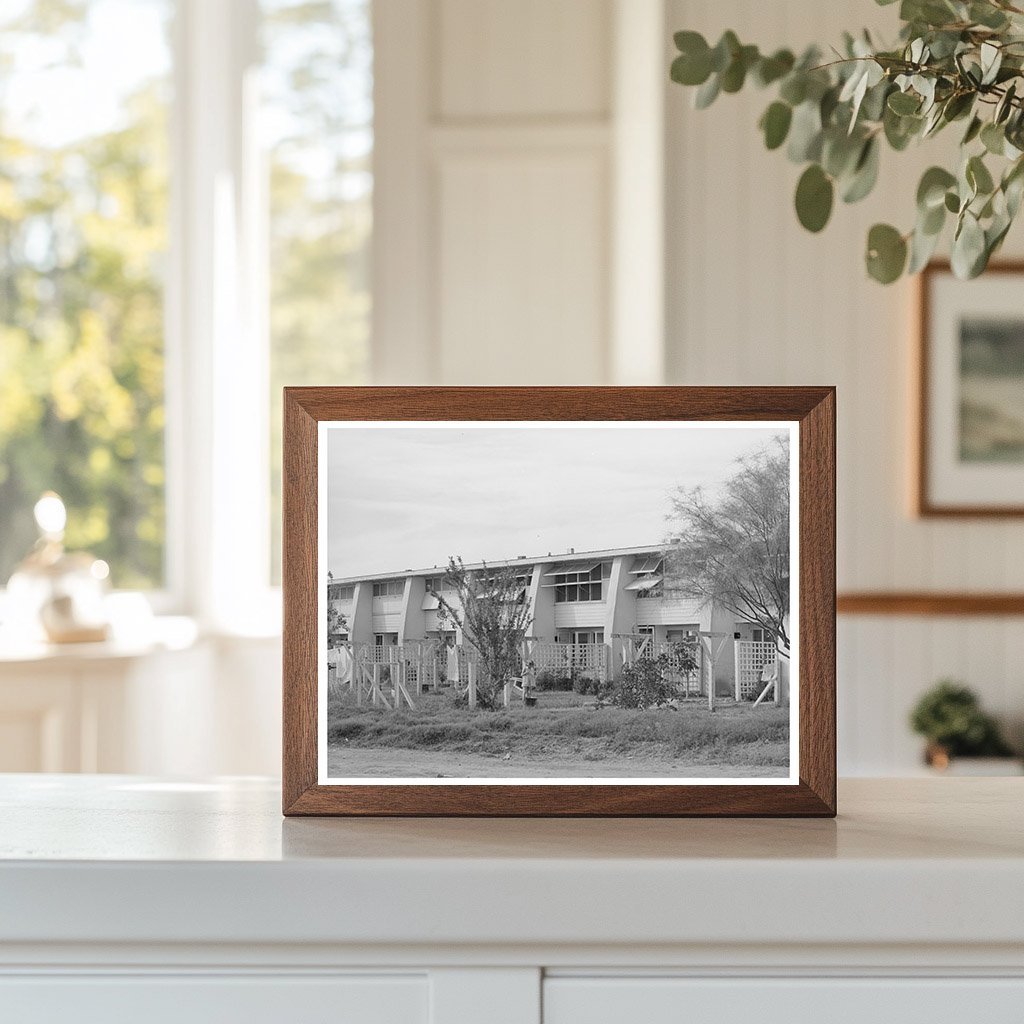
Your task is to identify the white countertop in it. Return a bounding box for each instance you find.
[2,775,1022,951]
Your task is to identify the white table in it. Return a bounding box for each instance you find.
[1,776,1023,1023]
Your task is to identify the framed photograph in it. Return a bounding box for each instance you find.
[283,387,835,816]
[917,261,1024,516]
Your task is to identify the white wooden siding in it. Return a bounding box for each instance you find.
[634,596,709,628]
[554,603,608,630]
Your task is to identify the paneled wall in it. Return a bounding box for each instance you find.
[665,0,1024,772]
[374,0,616,385]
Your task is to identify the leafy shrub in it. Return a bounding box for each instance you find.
[536,669,572,692]
[910,680,1013,757]
[572,673,592,695]
[609,656,675,710]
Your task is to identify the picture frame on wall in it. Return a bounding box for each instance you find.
[282,387,836,817]
[917,261,1024,517]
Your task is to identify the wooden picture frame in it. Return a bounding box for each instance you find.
[917,260,1024,517]
[283,387,836,817]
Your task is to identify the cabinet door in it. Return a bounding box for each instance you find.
[0,974,427,1024]
[544,977,1024,1024]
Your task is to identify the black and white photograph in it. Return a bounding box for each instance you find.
[318,421,798,784]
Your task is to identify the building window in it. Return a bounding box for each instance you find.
[424,576,457,594]
[549,563,607,603]
[666,627,699,643]
[477,571,530,603]
[372,579,403,598]
[0,0,173,589]
[329,584,354,601]
[628,555,664,598]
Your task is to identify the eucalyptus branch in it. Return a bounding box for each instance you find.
[670,0,1024,282]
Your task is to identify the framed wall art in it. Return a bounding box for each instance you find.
[282,387,836,816]
[917,261,1024,517]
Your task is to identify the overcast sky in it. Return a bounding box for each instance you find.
[326,424,789,579]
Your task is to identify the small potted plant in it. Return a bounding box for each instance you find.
[909,680,1019,774]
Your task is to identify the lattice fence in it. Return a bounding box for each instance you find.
[735,640,778,699]
[524,641,609,682]
[618,636,702,694]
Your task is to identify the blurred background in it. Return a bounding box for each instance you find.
[1,0,1021,777]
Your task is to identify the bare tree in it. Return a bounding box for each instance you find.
[666,437,790,654]
[433,556,532,708]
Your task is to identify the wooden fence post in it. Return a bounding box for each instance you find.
[467,661,477,708]
[733,638,742,702]
[701,637,715,713]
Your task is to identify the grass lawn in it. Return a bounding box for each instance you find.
[327,688,790,773]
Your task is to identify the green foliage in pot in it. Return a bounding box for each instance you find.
[909,679,1014,757]
[670,0,1024,283]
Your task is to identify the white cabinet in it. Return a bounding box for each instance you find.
[0,975,428,1024]
[544,977,1024,1024]
[2,777,1023,1024]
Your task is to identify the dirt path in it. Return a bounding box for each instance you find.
[327,744,788,779]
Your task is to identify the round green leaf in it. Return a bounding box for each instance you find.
[823,129,862,179]
[967,155,995,196]
[884,107,923,151]
[754,49,794,87]
[710,31,740,73]
[866,223,908,284]
[842,137,880,203]
[787,101,823,162]
[887,91,920,116]
[671,32,712,86]
[694,73,721,109]
[908,223,942,274]
[674,29,707,53]
[962,116,983,145]
[981,122,1006,155]
[760,101,792,150]
[970,1,1009,29]
[779,74,807,106]
[721,44,757,93]
[944,190,961,214]
[943,92,974,123]
[952,213,987,279]
[795,164,834,233]
[917,166,957,211]
[920,200,945,236]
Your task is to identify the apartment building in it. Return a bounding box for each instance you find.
[327,544,772,690]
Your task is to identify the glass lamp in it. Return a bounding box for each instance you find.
[5,493,111,644]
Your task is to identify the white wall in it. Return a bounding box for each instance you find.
[373,0,645,386]
[665,0,1024,771]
